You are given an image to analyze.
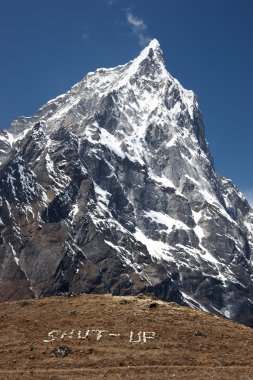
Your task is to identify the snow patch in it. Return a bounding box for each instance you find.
[134,228,173,262]
[181,292,209,312]
[9,243,19,265]
[149,173,175,189]
[145,210,190,231]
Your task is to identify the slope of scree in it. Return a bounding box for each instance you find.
[0,294,253,380]
[0,39,253,327]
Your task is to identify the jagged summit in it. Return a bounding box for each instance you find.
[0,40,253,327]
[131,38,165,68]
[94,38,164,73]
[145,37,161,49]
[86,38,164,77]
[8,39,193,140]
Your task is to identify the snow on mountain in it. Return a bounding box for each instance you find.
[0,39,253,326]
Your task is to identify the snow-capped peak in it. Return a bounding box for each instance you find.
[1,36,253,329]
[134,38,163,63]
[8,39,193,135]
[146,38,161,50]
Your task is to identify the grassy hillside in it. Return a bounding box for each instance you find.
[0,294,253,379]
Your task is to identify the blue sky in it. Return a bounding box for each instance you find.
[0,0,252,204]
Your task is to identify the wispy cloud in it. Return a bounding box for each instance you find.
[81,26,90,40]
[124,10,151,46]
[105,0,118,7]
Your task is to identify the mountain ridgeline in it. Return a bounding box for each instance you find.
[0,39,253,326]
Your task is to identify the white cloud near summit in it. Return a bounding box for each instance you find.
[125,10,151,46]
[105,0,118,7]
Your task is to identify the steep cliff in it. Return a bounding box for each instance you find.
[0,39,253,326]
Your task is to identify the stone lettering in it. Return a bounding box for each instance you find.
[143,331,156,342]
[43,330,61,343]
[78,329,90,339]
[43,328,156,343]
[92,329,108,341]
[60,329,75,339]
[129,331,142,343]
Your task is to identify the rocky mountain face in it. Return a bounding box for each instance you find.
[0,39,253,326]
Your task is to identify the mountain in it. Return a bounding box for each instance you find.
[0,39,253,326]
[1,294,253,380]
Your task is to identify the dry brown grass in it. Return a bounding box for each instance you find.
[0,294,253,379]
